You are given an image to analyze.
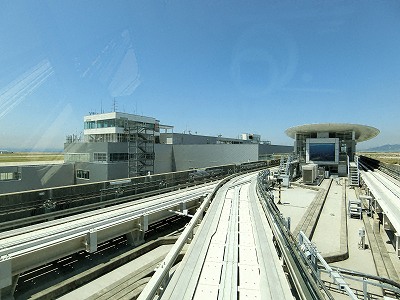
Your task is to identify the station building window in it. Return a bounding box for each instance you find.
[76,170,90,179]
[94,152,107,162]
[110,153,129,162]
[0,172,21,181]
[96,119,116,128]
[84,121,96,129]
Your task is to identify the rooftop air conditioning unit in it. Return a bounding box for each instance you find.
[302,164,318,184]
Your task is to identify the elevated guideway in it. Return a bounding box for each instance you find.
[359,164,400,257]
[140,173,293,300]
[0,182,216,299]
[138,167,400,300]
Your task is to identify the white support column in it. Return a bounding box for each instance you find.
[179,202,186,213]
[395,233,400,258]
[141,214,149,232]
[374,200,382,214]
[85,230,98,253]
[383,213,392,231]
[0,258,14,300]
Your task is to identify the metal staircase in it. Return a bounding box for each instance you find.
[279,154,294,177]
[126,122,155,177]
[348,156,360,186]
[285,154,293,176]
[279,156,286,175]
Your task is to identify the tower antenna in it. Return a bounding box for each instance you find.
[112,98,118,112]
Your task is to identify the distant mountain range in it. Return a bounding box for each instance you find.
[360,144,400,152]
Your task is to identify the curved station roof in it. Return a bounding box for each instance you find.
[285,123,379,142]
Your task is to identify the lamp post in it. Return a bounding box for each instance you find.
[277,177,283,205]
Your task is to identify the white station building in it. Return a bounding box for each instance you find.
[285,123,379,177]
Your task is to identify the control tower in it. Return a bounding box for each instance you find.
[285,123,379,176]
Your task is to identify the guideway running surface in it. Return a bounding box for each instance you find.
[160,173,292,300]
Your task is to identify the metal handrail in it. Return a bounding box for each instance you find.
[319,266,400,296]
[257,170,400,299]
[256,170,333,300]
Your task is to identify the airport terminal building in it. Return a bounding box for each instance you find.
[0,112,292,193]
[65,112,293,184]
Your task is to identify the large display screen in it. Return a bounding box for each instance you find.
[309,143,335,161]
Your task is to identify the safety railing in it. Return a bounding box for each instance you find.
[257,170,400,300]
[256,170,333,300]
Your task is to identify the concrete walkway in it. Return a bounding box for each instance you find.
[272,185,317,231]
[275,178,398,299]
[333,187,377,275]
[311,179,344,256]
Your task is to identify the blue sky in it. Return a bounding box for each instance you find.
[0,0,399,151]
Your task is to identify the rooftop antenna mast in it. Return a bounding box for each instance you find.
[112,98,118,112]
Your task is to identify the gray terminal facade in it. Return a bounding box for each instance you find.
[0,112,293,193]
[64,112,293,184]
